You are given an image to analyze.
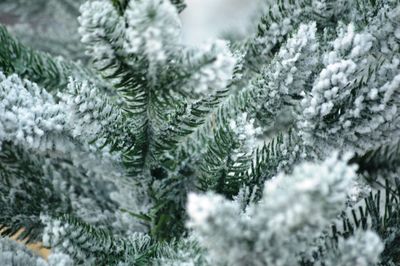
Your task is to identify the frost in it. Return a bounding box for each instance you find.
[257,22,319,120]
[0,72,68,153]
[188,154,359,266]
[325,230,383,266]
[60,78,121,143]
[0,238,48,266]
[47,253,74,266]
[123,0,181,64]
[186,193,223,226]
[298,19,400,154]
[184,40,236,95]
[254,1,304,59]
[79,0,181,77]
[42,215,96,263]
[78,1,124,71]
[2,1,400,265]
[229,112,262,156]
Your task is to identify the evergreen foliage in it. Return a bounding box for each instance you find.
[1,0,400,265]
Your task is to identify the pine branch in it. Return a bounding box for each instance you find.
[246,131,306,202]
[0,25,98,92]
[0,142,70,243]
[334,179,400,265]
[43,214,190,265]
[43,215,149,265]
[152,87,229,165]
[197,115,253,198]
[350,139,400,177]
[79,0,155,174]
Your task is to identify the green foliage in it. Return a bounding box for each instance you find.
[0,25,97,92]
[43,215,155,265]
[0,142,69,243]
[334,179,400,265]
[1,0,400,265]
[44,214,204,265]
[351,140,400,177]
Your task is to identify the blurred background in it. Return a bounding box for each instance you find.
[0,0,87,61]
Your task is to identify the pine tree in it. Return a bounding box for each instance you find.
[1,0,400,265]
